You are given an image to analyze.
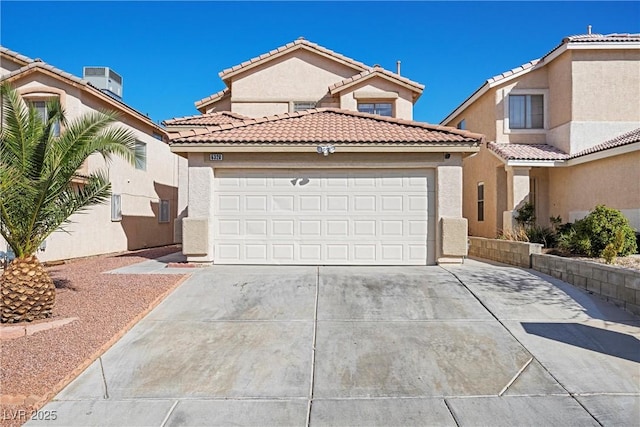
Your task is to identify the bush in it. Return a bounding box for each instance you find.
[558,205,637,257]
[526,224,557,248]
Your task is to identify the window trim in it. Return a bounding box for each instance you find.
[111,194,122,222]
[158,199,170,223]
[291,101,317,113]
[357,101,394,117]
[134,141,147,171]
[477,182,485,222]
[503,88,548,134]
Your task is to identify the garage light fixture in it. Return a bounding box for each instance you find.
[317,145,335,156]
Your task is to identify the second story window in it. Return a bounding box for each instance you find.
[134,141,147,171]
[457,119,466,130]
[509,94,543,129]
[357,102,392,117]
[293,101,316,112]
[29,100,60,136]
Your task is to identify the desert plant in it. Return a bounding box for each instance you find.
[498,226,529,242]
[558,205,637,258]
[601,230,627,264]
[515,202,536,226]
[525,224,557,248]
[0,83,137,323]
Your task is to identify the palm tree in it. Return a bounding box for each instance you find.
[0,83,138,323]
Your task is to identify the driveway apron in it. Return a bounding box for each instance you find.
[27,259,639,426]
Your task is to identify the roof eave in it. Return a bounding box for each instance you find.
[170,143,480,154]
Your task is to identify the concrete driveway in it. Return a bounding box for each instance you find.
[29,259,639,426]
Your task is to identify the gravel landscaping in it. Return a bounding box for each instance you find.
[0,246,186,427]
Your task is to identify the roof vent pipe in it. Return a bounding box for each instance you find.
[396,60,401,75]
[587,25,592,35]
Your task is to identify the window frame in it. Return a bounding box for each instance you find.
[291,101,317,112]
[158,199,170,224]
[357,102,394,117]
[503,88,548,134]
[134,141,147,171]
[477,182,485,222]
[111,194,122,222]
[27,99,61,137]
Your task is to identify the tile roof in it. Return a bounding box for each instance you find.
[488,143,569,161]
[563,33,640,43]
[571,127,640,158]
[1,60,166,135]
[488,128,640,162]
[218,38,369,81]
[328,66,424,95]
[163,111,250,126]
[194,88,229,109]
[170,108,483,146]
[0,46,35,66]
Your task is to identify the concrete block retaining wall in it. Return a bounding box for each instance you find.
[468,237,542,268]
[531,254,640,316]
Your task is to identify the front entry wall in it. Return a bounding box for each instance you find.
[213,169,435,265]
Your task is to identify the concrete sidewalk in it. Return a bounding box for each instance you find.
[28,260,639,426]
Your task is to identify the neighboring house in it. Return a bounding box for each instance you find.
[164,39,483,266]
[0,46,187,262]
[441,33,640,238]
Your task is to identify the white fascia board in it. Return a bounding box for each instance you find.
[506,159,565,167]
[170,144,480,153]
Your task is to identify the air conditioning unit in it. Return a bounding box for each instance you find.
[83,66,123,100]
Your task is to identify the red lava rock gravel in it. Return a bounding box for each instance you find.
[0,246,186,426]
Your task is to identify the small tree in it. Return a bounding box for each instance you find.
[0,83,137,323]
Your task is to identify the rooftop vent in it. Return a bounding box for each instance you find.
[83,66,123,100]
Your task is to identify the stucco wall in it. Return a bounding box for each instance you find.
[571,49,640,123]
[230,49,356,110]
[546,50,573,134]
[444,90,497,141]
[204,95,231,114]
[232,102,289,117]
[7,73,185,262]
[462,146,504,238]
[337,77,414,120]
[548,151,640,230]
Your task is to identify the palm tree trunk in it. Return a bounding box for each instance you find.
[0,255,55,323]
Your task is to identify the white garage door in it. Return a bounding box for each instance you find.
[213,169,434,265]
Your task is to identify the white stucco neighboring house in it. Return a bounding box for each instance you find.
[165,39,483,266]
[0,46,188,262]
[440,33,640,238]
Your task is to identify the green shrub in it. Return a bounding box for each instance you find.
[515,202,536,226]
[558,205,637,257]
[526,225,557,248]
[601,230,626,264]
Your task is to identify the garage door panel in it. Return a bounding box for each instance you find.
[213,169,432,265]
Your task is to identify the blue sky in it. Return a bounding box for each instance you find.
[2,1,638,125]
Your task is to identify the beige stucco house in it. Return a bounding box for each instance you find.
[0,46,188,262]
[165,38,483,265]
[441,33,640,238]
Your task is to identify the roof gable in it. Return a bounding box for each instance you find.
[328,66,424,99]
[218,38,370,83]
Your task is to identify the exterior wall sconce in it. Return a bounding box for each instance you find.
[317,145,336,156]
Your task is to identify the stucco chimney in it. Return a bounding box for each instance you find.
[587,25,592,35]
[396,60,401,75]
